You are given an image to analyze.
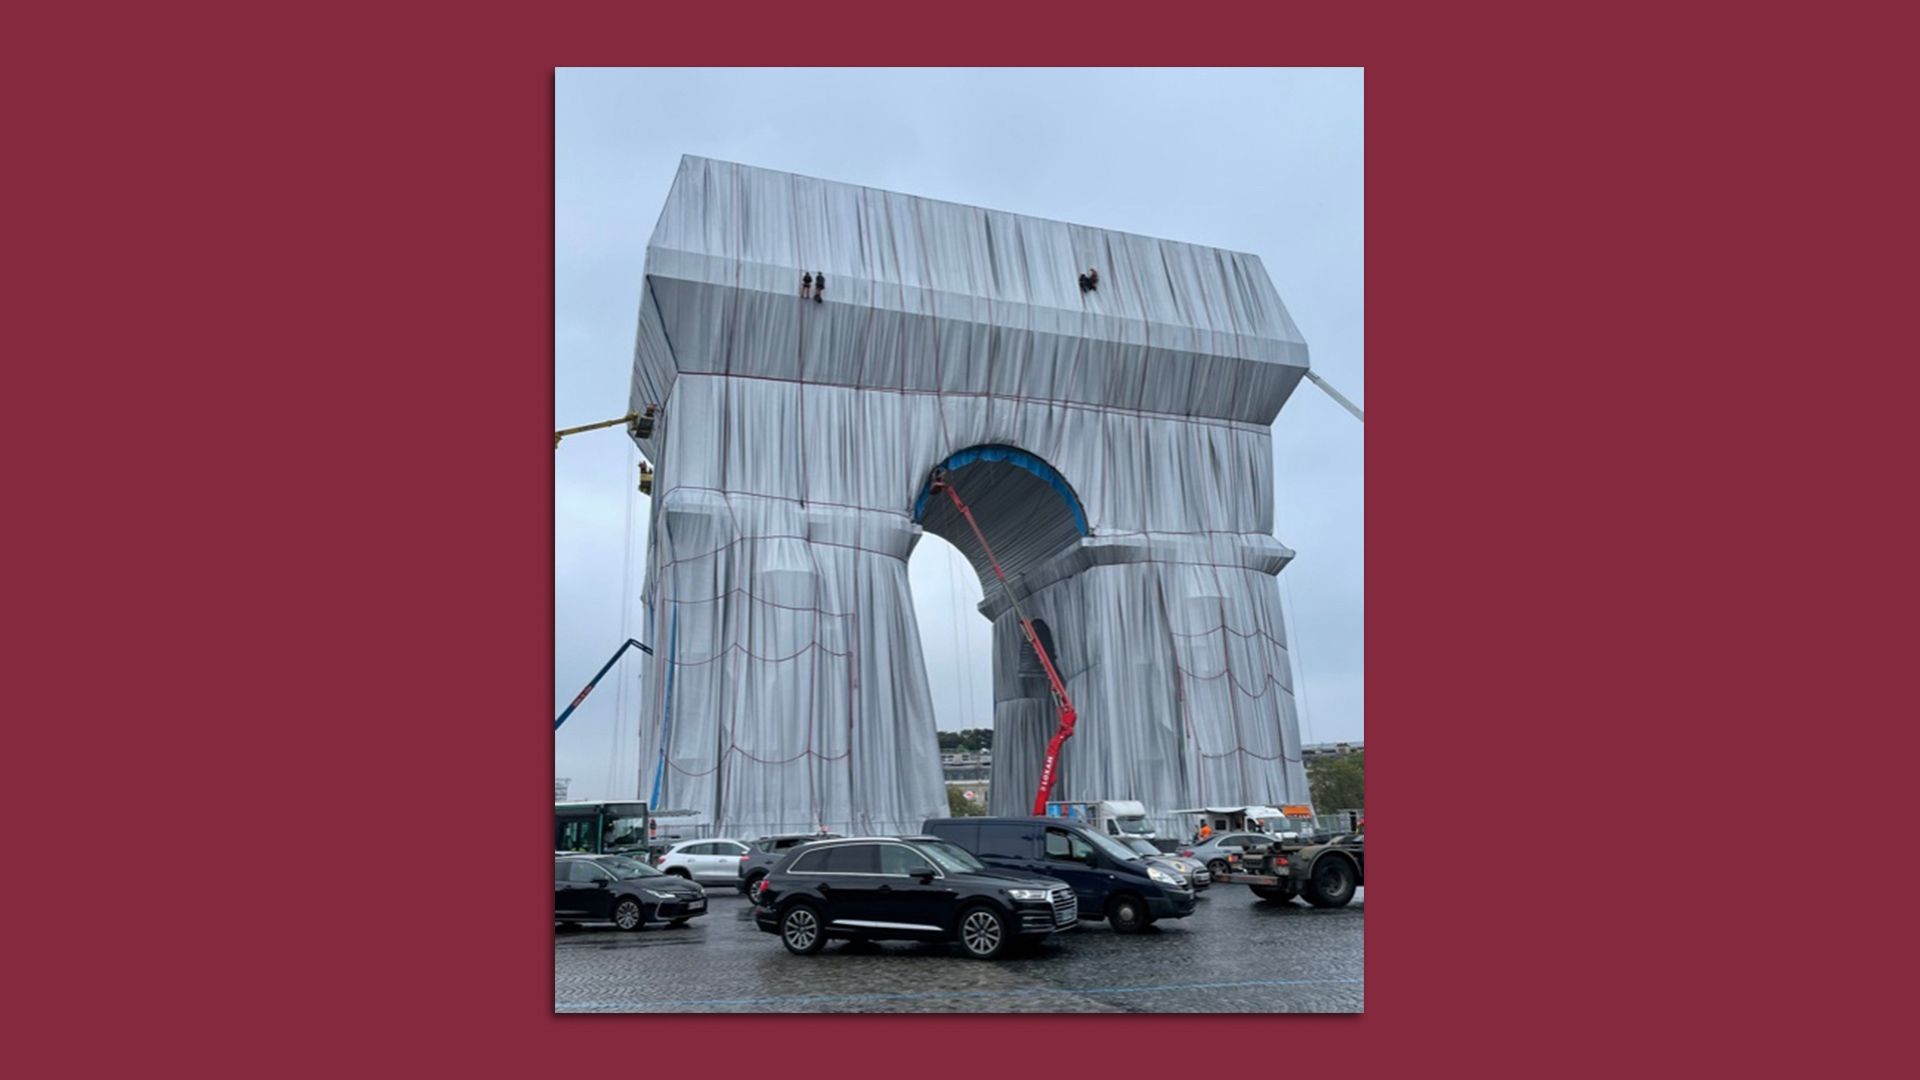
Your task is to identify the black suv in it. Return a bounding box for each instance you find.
[752,836,1077,959]
[555,854,708,931]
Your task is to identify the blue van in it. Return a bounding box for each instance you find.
[921,816,1195,932]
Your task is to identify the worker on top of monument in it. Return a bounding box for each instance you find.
[814,271,825,303]
[1078,267,1100,293]
[801,271,813,299]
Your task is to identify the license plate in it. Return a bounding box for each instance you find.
[691,900,705,910]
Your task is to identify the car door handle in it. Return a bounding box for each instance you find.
[878,884,893,892]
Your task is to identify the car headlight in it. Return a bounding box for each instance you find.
[1006,888,1053,901]
[642,889,675,900]
[1147,865,1183,886]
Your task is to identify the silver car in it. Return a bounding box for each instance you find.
[1180,832,1283,878]
[1116,836,1211,890]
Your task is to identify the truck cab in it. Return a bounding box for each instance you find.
[1044,798,1157,840]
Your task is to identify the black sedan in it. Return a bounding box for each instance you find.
[555,854,707,931]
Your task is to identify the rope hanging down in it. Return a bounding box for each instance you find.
[1304,371,1364,422]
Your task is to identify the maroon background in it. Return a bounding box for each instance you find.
[9,1,1903,1072]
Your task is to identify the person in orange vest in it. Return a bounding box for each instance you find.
[1197,822,1213,842]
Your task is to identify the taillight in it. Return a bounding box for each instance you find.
[1178,850,1193,858]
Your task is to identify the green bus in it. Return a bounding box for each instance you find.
[554,801,650,856]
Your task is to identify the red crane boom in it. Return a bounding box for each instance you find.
[928,468,1078,814]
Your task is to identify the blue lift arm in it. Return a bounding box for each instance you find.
[554,638,654,731]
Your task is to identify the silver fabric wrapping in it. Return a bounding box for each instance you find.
[629,156,1314,837]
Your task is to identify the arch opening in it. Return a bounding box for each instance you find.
[912,445,1088,595]
[910,446,1087,818]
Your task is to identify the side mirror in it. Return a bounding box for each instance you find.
[910,867,937,883]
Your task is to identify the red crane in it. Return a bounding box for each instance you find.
[928,467,1078,814]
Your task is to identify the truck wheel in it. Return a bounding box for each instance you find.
[1106,893,1149,933]
[1251,884,1296,904]
[1303,857,1357,908]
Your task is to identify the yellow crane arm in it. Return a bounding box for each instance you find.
[555,405,661,448]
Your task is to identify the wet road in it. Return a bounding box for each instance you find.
[555,885,1362,1013]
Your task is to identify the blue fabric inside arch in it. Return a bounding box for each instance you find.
[912,445,1089,536]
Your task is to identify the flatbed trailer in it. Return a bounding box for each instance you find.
[1216,833,1365,908]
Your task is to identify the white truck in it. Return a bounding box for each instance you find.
[1170,804,1319,841]
[1043,799,1157,839]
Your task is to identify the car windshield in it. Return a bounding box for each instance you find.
[1118,837,1159,856]
[596,856,664,879]
[1082,828,1145,863]
[1114,816,1153,836]
[912,840,985,873]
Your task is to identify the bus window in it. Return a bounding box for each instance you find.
[556,817,597,852]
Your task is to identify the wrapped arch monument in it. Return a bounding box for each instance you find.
[630,156,1315,837]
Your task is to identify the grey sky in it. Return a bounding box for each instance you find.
[555,68,1363,801]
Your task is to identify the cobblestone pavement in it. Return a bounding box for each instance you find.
[555,886,1362,1013]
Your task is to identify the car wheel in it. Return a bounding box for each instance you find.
[613,898,647,931]
[780,904,825,955]
[1303,857,1357,908]
[1207,858,1230,877]
[1251,884,1296,904]
[742,871,766,896]
[957,904,1011,960]
[1107,893,1149,933]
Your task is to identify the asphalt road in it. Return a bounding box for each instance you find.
[555,884,1363,1013]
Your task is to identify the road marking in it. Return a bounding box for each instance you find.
[556,976,1364,1011]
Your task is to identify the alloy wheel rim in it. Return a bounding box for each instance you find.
[616,903,639,929]
[785,910,817,949]
[962,911,1000,953]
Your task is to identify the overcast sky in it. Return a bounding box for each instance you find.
[555,68,1363,801]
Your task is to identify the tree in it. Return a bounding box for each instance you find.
[936,728,994,753]
[1308,751,1364,814]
